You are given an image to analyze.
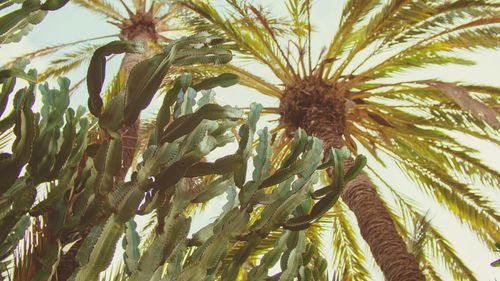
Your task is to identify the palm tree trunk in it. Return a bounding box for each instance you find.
[55,30,157,280]
[118,31,158,181]
[318,131,425,281]
[342,161,424,281]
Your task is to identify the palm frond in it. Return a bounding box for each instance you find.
[352,0,498,73]
[394,148,499,248]
[103,68,126,106]
[100,260,127,281]
[323,0,380,76]
[422,263,445,281]
[390,1,499,48]
[12,217,49,281]
[72,0,125,21]
[6,34,118,68]
[180,0,294,83]
[425,223,477,281]
[68,76,87,96]
[0,129,13,151]
[351,84,500,140]
[353,126,499,248]
[331,201,371,281]
[349,17,500,88]
[131,0,146,13]
[373,168,478,281]
[38,44,102,81]
[329,0,416,78]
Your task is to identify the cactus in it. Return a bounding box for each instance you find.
[0,33,366,280]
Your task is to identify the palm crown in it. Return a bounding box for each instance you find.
[181,0,500,279]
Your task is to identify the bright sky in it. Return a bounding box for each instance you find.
[1,1,499,280]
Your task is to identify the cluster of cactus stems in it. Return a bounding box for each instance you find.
[0,33,366,280]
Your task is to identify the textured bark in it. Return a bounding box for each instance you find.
[54,21,159,280]
[342,161,425,281]
[321,132,425,281]
[118,30,158,181]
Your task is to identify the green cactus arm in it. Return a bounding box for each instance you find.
[0,89,36,193]
[29,166,78,215]
[122,219,141,275]
[179,211,250,281]
[266,177,315,229]
[343,155,367,182]
[172,46,232,66]
[192,73,239,91]
[0,214,30,259]
[47,109,77,179]
[93,138,122,206]
[191,176,234,203]
[259,137,323,189]
[180,119,219,154]
[39,0,69,11]
[129,215,191,281]
[160,103,242,144]
[0,4,41,39]
[72,216,124,281]
[30,118,88,215]
[252,128,272,183]
[124,34,232,126]
[222,238,262,281]
[162,242,187,281]
[0,68,37,84]
[248,231,291,280]
[29,78,70,178]
[87,40,144,117]
[185,154,243,178]
[174,79,197,118]
[98,93,125,136]
[60,160,97,233]
[0,178,30,219]
[124,53,172,126]
[75,224,104,266]
[0,181,35,243]
[279,231,307,281]
[153,135,216,190]
[279,128,307,169]
[155,81,180,144]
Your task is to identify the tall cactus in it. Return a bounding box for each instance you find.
[0,33,366,280]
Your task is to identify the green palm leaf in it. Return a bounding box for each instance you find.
[371,168,478,280]
[331,202,371,281]
[72,0,124,21]
[38,43,101,81]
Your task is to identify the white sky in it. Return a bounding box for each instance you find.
[1,1,499,280]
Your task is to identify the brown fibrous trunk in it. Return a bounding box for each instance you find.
[117,12,159,182]
[279,78,425,281]
[54,12,159,280]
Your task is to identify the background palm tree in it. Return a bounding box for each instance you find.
[7,0,176,180]
[180,0,500,280]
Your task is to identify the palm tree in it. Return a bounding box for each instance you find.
[9,1,158,179]
[179,0,500,280]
